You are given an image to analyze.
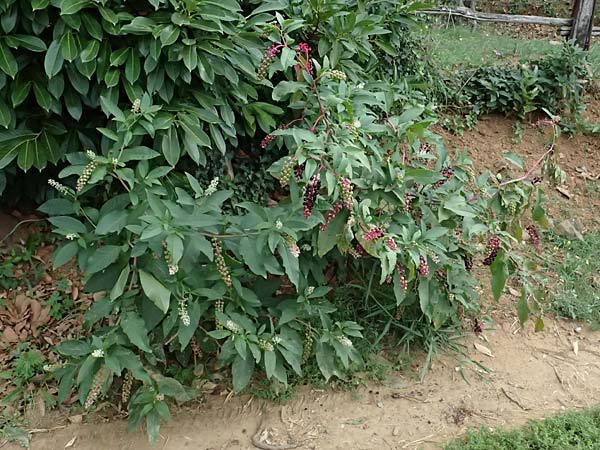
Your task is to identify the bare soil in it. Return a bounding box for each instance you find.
[5,112,600,450]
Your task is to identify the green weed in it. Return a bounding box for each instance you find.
[445,405,600,449]
[541,233,600,327]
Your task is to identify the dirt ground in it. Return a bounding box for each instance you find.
[4,110,600,450]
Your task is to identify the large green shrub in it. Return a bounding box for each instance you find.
[1,0,558,443]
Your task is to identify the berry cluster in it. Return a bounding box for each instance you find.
[385,238,397,251]
[396,265,407,291]
[278,156,296,186]
[48,179,69,195]
[131,98,141,114]
[178,298,190,326]
[190,336,201,360]
[328,69,347,80]
[85,368,107,409]
[257,44,282,80]
[162,242,178,276]
[303,325,313,362]
[294,163,305,181]
[434,166,454,189]
[403,193,412,213]
[483,236,500,266]
[532,176,542,185]
[340,178,354,211]
[215,299,224,330]
[526,224,542,252]
[204,177,219,196]
[463,254,473,272]
[212,239,232,286]
[427,248,440,264]
[295,42,312,74]
[76,160,97,192]
[260,133,276,149]
[121,370,133,406]
[303,174,321,218]
[364,226,384,241]
[320,201,344,231]
[419,255,429,277]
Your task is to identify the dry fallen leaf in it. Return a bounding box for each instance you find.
[64,436,77,448]
[474,342,494,358]
[556,186,572,199]
[68,414,83,424]
[572,340,579,356]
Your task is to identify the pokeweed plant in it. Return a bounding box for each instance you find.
[37,1,560,444]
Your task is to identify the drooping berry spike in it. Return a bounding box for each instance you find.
[212,239,232,286]
[320,201,344,231]
[419,255,429,277]
[483,236,500,266]
[278,156,296,187]
[463,254,473,272]
[303,174,321,219]
[364,226,384,241]
[526,225,542,252]
[397,265,407,291]
[257,44,282,80]
[434,166,454,189]
[385,238,397,251]
[340,178,354,211]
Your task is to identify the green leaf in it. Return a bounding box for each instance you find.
[33,82,52,112]
[100,95,125,121]
[146,411,161,445]
[264,350,276,379]
[52,241,79,268]
[80,40,100,63]
[96,210,128,235]
[44,40,64,78]
[239,237,267,277]
[125,50,141,84]
[0,41,18,78]
[38,199,74,215]
[56,340,91,357]
[121,146,160,162]
[317,211,348,256]
[162,127,180,166]
[32,0,51,10]
[160,25,180,46]
[534,316,545,332]
[232,354,254,393]
[278,242,299,288]
[110,265,130,300]
[86,245,121,274]
[60,0,90,15]
[315,342,336,381]
[60,32,78,62]
[0,98,11,128]
[48,216,87,233]
[504,151,524,169]
[11,79,31,107]
[122,312,152,353]
[5,35,47,52]
[517,289,530,326]
[490,253,508,301]
[139,270,171,313]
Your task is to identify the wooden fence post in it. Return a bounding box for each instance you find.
[570,0,598,50]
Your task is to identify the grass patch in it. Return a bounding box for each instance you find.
[425,24,600,74]
[542,232,600,327]
[445,406,600,449]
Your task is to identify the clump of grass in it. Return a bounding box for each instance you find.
[445,406,600,450]
[543,232,600,327]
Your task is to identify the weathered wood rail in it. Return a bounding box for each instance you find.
[419,3,599,44]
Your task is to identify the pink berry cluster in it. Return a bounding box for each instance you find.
[385,238,397,251]
[320,201,344,231]
[295,42,312,74]
[257,44,282,80]
[303,174,321,218]
[419,255,429,277]
[340,178,354,211]
[403,194,412,213]
[397,265,407,291]
[260,134,276,149]
[364,226,384,241]
[526,225,541,252]
[212,239,232,286]
[349,244,365,258]
[294,163,305,181]
[483,236,500,266]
